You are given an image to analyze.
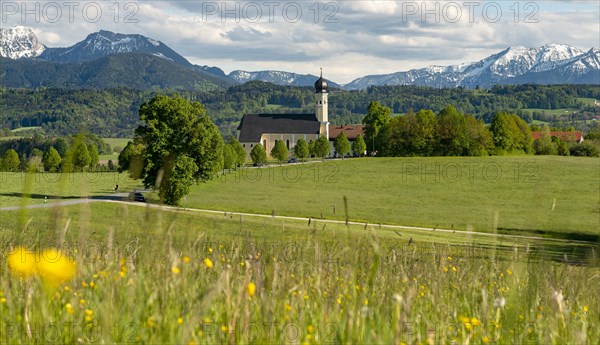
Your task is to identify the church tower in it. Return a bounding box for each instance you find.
[315,69,329,139]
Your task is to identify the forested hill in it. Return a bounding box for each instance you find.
[0,53,231,91]
[1,83,599,138]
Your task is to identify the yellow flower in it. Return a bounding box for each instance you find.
[307,325,314,333]
[65,303,74,314]
[364,299,369,305]
[284,303,293,311]
[0,297,6,304]
[246,282,256,297]
[506,268,513,275]
[471,317,481,326]
[482,336,491,343]
[177,317,184,325]
[147,317,156,328]
[204,258,213,269]
[85,309,94,322]
[209,247,213,253]
[7,247,36,277]
[451,266,457,272]
[172,266,180,275]
[79,299,86,306]
[221,325,228,332]
[583,306,588,313]
[37,249,77,285]
[183,256,190,263]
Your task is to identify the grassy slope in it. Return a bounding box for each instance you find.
[187,156,600,236]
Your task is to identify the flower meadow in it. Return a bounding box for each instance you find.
[0,203,599,344]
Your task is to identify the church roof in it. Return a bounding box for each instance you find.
[237,113,320,142]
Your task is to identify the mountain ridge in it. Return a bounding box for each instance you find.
[0,26,598,90]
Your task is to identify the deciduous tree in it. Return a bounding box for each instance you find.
[333,132,351,159]
[294,138,309,162]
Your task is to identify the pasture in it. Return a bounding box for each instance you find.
[1,156,598,343]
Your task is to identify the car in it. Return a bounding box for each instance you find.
[253,162,265,167]
[287,157,298,163]
[128,191,145,202]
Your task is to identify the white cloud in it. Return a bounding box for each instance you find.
[2,0,597,84]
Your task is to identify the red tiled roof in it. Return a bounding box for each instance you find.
[329,125,365,140]
[531,131,584,142]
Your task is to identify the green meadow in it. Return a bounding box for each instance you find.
[1,156,598,344]
[187,156,600,239]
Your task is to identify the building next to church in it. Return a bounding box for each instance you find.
[236,72,364,158]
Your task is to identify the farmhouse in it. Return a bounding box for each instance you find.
[237,71,364,158]
[531,131,585,143]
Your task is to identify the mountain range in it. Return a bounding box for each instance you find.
[1,26,598,90]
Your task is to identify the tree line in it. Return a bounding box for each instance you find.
[2,83,598,139]
[362,102,600,158]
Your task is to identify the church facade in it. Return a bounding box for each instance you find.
[237,72,364,158]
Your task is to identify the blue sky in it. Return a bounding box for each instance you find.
[3,0,599,83]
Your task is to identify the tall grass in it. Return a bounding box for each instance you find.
[1,201,598,344]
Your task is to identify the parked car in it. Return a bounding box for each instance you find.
[253,162,265,167]
[128,191,145,202]
[287,157,298,163]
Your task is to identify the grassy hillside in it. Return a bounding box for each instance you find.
[186,156,600,238]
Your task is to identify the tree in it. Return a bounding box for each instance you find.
[436,105,468,156]
[223,144,236,172]
[308,140,316,158]
[135,94,224,206]
[270,140,289,164]
[88,144,99,168]
[379,109,437,156]
[1,149,20,172]
[333,132,350,159]
[229,138,246,168]
[72,143,91,171]
[107,159,115,171]
[43,147,62,172]
[351,134,366,157]
[294,138,309,162]
[118,141,145,178]
[464,115,494,156]
[533,125,557,155]
[31,148,43,158]
[54,138,70,157]
[362,101,391,154]
[250,143,267,164]
[313,136,330,161]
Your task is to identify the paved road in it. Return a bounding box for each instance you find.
[1,194,593,245]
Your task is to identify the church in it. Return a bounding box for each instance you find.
[236,72,364,158]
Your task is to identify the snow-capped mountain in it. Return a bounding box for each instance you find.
[228,70,341,88]
[39,30,192,67]
[345,44,599,89]
[0,26,45,59]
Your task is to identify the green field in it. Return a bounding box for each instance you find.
[1,156,599,343]
[187,157,600,238]
[0,202,598,344]
[523,108,577,116]
[577,97,598,105]
[99,138,131,161]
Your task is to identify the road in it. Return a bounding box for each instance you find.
[0,193,593,246]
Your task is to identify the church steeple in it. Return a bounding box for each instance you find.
[315,68,328,93]
[315,69,329,139]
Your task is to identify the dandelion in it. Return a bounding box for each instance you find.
[307,325,314,333]
[451,266,457,272]
[177,317,184,325]
[85,309,94,322]
[79,299,86,306]
[482,336,491,343]
[204,258,213,269]
[65,303,74,314]
[147,317,156,328]
[37,249,77,286]
[246,282,256,297]
[172,266,180,275]
[506,268,512,275]
[221,325,228,332]
[0,297,6,304]
[183,256,190,263]
[284,303,293,311]
[7,247,36,277]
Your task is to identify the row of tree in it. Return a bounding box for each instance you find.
[362,102,599,157]
[0,141,104,172]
